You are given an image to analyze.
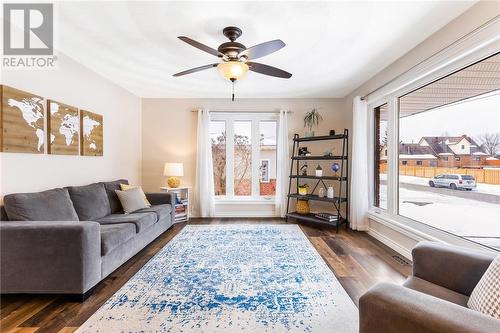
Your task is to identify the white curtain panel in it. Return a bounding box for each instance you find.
[275,110,289,217]
[349,97,370,231]
[195,109,215,217]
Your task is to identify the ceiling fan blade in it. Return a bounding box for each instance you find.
[178,36,225,58]
[247,62,292,79]
[239,39,285,60]
[173,63,218,77]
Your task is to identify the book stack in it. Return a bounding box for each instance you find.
[314,212,338,223]
[174,197,189,222]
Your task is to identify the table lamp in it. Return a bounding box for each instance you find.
[164,162,184,188]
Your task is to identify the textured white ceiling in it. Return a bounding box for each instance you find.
[56,1,475,98]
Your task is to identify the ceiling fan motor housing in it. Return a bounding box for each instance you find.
[218,42,246,60]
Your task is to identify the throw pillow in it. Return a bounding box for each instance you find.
[115,187,149,214]
[120,184,151,207]
[467,255,500,319]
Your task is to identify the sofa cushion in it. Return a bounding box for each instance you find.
[3,188,79,221]
[67,183,111,221]
[100,223,136,256]
[403,276,469,307]
[115,187,150,214]
[96,212,157,233]
[468,255,500,319]
[120,184,151,207]
[102,179,129,214]
[137,204,172,222]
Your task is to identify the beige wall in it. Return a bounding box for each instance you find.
[141,98,349,194]
[0,53,142,200]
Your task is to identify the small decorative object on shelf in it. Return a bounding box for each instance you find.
[296,199,310,214]
[298,184,308,195]
[331,162,340,176]
[329,130,336,136]
[315,165,323,177]
[315,212,338,222]
[303,108,323,137]
[327,186,335,199]
[300,164,308,176]
[160,186,191,222]
[298,147,311,156]
[286,129,349,233]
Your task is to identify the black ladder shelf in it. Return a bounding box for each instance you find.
[285,129,349,232]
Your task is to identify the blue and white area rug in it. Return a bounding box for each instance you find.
[77,225,358,332]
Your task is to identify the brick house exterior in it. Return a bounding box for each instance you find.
[380,135,490,168]
[419,136,489,168]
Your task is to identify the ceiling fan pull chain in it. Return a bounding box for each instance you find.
[231,78,235,102]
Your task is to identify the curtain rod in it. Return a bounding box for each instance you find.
[360,16,499,101]
[190,110,293,113]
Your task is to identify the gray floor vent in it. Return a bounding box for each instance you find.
[392,255,411,266]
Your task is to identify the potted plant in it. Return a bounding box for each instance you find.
[315,165,323,177]
[303,108,323,137]
[298,184,308,195]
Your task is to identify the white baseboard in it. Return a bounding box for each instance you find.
[213,212,278,218]
[367,227,413,260]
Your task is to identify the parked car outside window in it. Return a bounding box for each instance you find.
[429,174,476,190]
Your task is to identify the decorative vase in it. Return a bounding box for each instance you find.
[296,199,310,214]
[327,186,334,199]
[318,187,325,198]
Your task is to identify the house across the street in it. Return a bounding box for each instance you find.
[380,135,490,168]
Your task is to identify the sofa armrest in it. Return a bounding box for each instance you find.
[145,192,176,223]
[359,283,499,333]
[0,221,101,294]
[412,241,495,296]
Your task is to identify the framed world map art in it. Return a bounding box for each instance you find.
[47,100,79,155]
[80,110,103,156]
[0,85,45,153]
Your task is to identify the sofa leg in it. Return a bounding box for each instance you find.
[66,287,95,302]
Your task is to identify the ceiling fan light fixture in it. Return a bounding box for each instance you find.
[217,61,249,81]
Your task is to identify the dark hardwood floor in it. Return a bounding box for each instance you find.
[0,218,411,333]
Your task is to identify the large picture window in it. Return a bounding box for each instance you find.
[397,53,500,249]
[210,113,278,201]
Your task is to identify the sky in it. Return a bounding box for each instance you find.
[379,91,500,144]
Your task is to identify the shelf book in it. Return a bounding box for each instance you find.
[285,129,349,232]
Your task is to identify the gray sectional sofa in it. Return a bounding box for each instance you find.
[0,179,177,300]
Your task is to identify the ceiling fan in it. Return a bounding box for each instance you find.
[173,26,292,85]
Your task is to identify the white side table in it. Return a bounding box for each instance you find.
[160,186,191,222]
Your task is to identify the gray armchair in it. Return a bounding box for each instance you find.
[359,241,499,333]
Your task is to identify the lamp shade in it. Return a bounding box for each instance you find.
[217,61,249,81]
[163,162,184,177]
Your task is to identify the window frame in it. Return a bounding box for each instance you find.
[211,112,278,202]
[365,17,500,252]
